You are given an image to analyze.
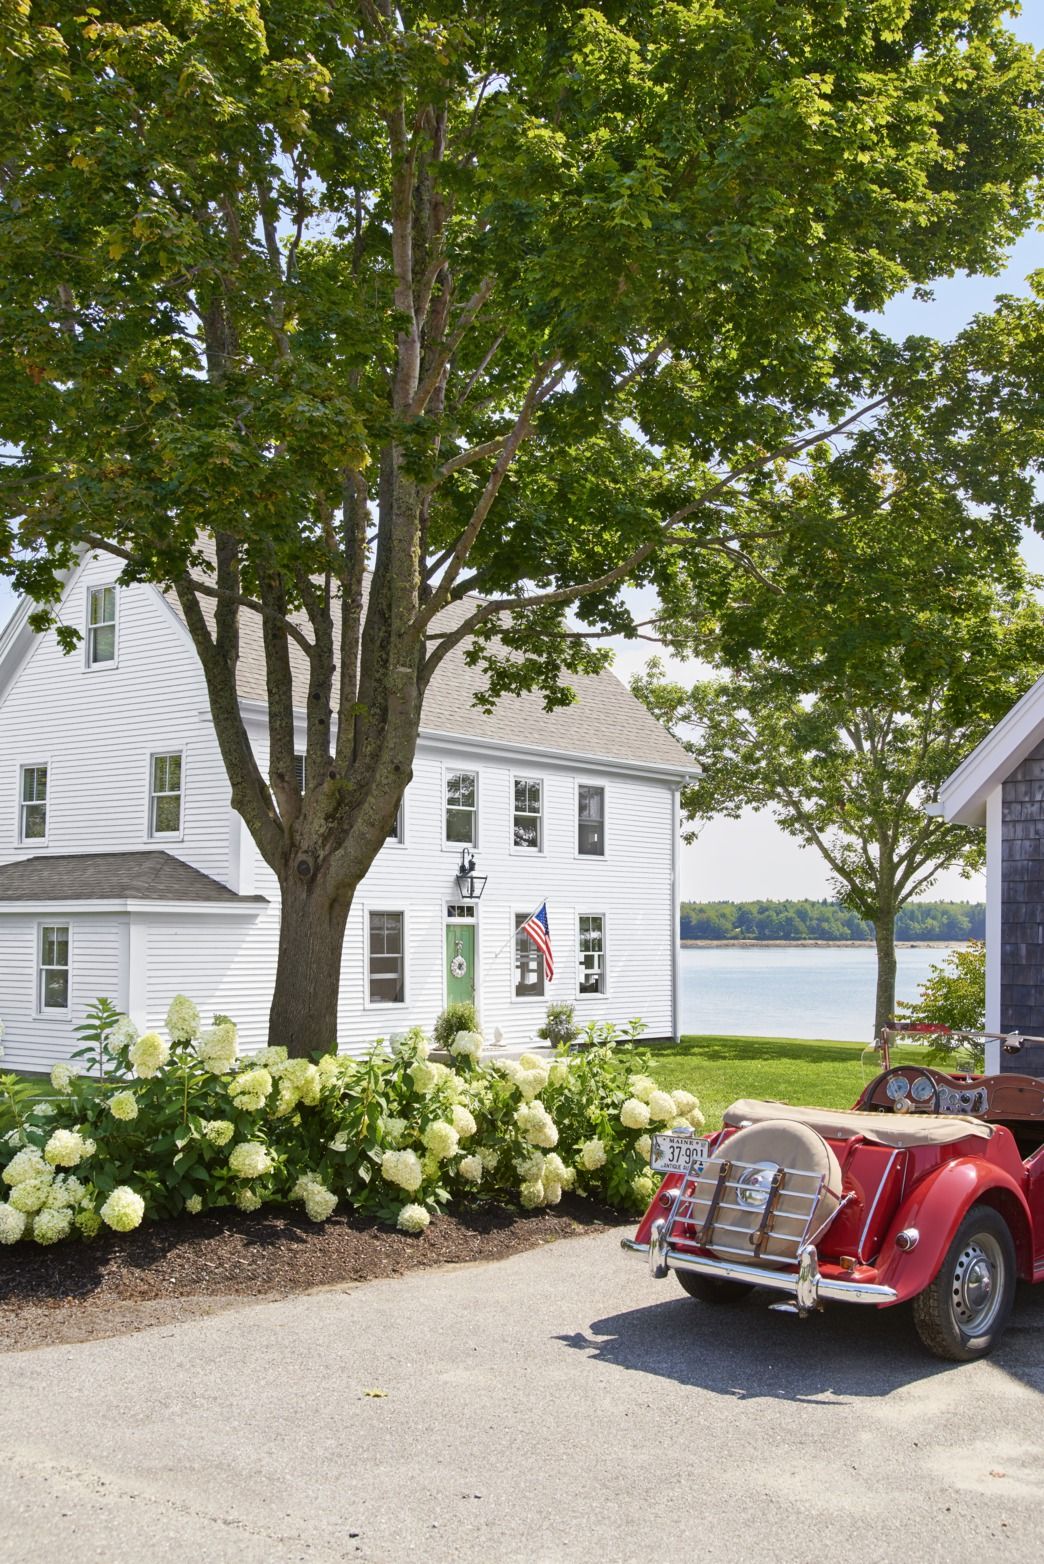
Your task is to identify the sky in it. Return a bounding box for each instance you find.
[2,7,1042,907]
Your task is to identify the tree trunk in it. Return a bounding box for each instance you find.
[873,913,898,1041]
[268,868,353,1056]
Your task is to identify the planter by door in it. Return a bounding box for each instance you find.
[446,922,476,1007]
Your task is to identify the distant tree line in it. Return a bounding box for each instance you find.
[681,900,985,943]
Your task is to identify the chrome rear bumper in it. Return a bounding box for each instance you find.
[622,1220,897,1310]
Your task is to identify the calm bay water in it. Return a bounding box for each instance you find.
[680,944,958,1044]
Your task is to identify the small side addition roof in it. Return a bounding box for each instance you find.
[0,851,266,906]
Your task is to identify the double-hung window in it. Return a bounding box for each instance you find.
[515,912,545,999]
[513,778,543,851]
[149,752,183,837]
[578,915,606,996]
[577,784,605,857]
[445,770,477,846]
[86,585,117,666]
[387,799,404,844]
[20,765,48,843]
[39,924,70,1011]
[368,911,405,1004]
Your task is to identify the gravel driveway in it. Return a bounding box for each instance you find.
[2,1226,1043,1564]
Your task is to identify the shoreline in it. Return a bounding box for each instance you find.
[680,939,963,949]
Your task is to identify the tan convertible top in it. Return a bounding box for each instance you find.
[723,1099,994,1149]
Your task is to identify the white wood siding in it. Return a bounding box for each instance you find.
[0,915,123,1074]
[0,553,235,882]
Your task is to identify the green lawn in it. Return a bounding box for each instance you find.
[650,1034,931,1133]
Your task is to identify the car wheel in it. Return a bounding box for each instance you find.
[675,1269,754,1305]
[912,1204,1016,1362]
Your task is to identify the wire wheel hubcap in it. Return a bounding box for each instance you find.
[951,1235,1004,1333]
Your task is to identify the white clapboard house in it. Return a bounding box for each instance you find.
[0,552,691,1072]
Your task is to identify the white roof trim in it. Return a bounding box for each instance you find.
[937,672,1044,826]
[0,898,267,916]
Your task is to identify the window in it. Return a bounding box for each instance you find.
[39,924,69,1011]
[388,799,404,843]
[87,584,117,666]
[513,778,543,851]
[293,753,306,792]
[20,765,47,842]
[368,911,404,1004]
[578,915,606,996]
[149,752,183,836]
[445,770,477,845]
[515,912,545,999]
[577,784,605,857]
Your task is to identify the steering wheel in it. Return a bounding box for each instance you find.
[875,1066,940,1114]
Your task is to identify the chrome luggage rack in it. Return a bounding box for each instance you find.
[662,1157,828,1263]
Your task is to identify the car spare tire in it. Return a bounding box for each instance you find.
[686,1119,843,1267]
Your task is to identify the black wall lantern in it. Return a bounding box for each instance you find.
[455,848,488,901]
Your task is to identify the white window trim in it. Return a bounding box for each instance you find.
[18,759,50,848]
[146,749,185,842]
[84,582,119,671]
[36,920,71,1017]
[363,905,408,1009]
[442,762,479,851]
[442,901,481,1014]
[575,910,609,1001]
[574,778,608,861]
[510,905,547,1004]
[384,794,407,848]
[509,772,545,856]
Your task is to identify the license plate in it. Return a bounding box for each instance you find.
[650,1133,711,1176]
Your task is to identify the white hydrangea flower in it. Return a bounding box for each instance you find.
[688,1108,706,1130]
[295,1178,337,1223]
[632,1172,657,1205]
[108,1015,139,1053]
[236,1187,262,1212]
[410,1060,439,1094]
[45,1175,85,1210]
[635,1133,652,1161]
[75,1208,102,1238]
[647,1090,677,1123]
[228,1141,273,1179]
[628,1074,656,1103]
[458,1155,483,1183]
[198,1021,238,1075]
[165,994,201,1043]
[203,1119,234,1147]
[109,1090,139,1122]
[669,1116,691,1131]
[380,1117,407,1148]
[129,1031,170,1078]
[253,1046,289,1068]
[517,1067,550,1102]
[580,1138,607,1171]
[44,1129,94,1169]
[381,1148,423,1193]
[229,1067,273,1112]
[32,1206,72,1245]
[185,1195,203,1215]
[671,1089,698,1116]
[422,1121,460,1161]
[397,1203,430,1234]
[515,1100,559,1149]
[478,1146,500,1173]
[10,1176,53,1214]
[620,1097,651,1130]
[541,1178,562,1206]
[100,1186,145,1232]
[515,1148,546,1183]
[547,1059,571,1087]
[543,1152,569,1186]
[0,1202,26,1244]
[519,1179,545,1209]
[50,1062,75,1094]
[2,1145,49,1187]
[449,1029,484,1061]
[451,1105,477,1139]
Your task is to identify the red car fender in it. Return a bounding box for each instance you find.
[874,1158,1034,1301]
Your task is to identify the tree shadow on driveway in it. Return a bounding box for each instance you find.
[556,1283,1044,1404]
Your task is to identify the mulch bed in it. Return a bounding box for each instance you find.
[0,1196,621,1353]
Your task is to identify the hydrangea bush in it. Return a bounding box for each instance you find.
[0,998,701,1246]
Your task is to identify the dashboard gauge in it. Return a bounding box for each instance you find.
[911,1075,936,1103]
[959,1091,975,1110]
[886,1076,910,1100]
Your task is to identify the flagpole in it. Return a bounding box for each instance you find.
[489,899,545,964]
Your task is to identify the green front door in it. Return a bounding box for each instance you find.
[445,922,476,1007]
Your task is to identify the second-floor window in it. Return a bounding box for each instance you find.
[577,784,605,856]
[513,778,543,851]
[87,585,117,666]
[445,770,477,846]
[150,752,183,837]
[20,765,48,842]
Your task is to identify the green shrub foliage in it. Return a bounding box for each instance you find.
[0,998,702,1246]
[432,1001,480,1052]
[895,941,987,1069]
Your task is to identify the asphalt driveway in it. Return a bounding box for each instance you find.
[2,1226,1043,1564]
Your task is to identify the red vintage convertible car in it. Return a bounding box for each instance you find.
[624,1045,1044,1360]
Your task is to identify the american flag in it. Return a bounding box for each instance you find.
[520,902,554,981]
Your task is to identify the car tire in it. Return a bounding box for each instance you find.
[912,1204,1016,1362]
[675,1270,754,1305]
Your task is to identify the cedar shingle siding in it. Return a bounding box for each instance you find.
[1001,739,1044,1074]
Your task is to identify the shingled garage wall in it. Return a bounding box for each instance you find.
[1001,739,1044,1075]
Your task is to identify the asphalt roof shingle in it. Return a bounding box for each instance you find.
[0,852,266,904]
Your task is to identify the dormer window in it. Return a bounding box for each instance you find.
[86,585,117,667]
